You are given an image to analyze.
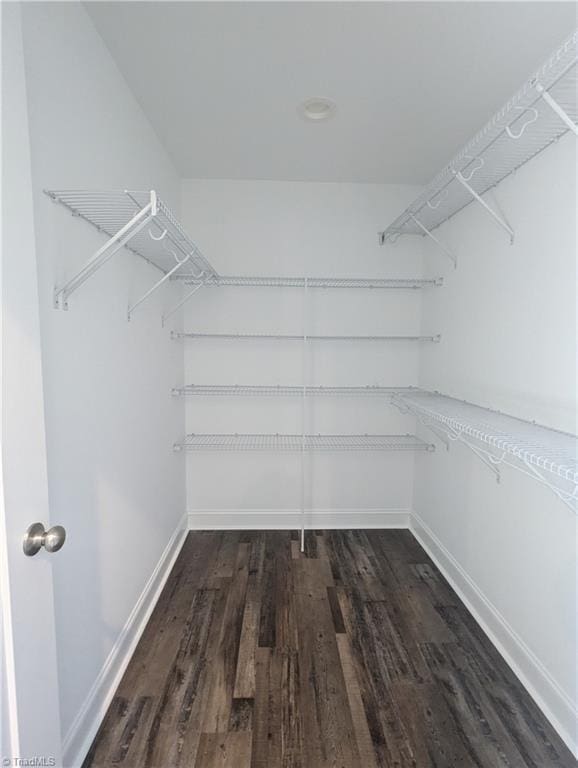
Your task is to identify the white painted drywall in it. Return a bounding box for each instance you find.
[179,179,431,525]
[416,132,577,751]
[20,2,186,748]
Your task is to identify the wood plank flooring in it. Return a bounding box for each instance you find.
[83,530,576,767]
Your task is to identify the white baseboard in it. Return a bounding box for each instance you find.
[188,508,410,530]
[62,514,188,768]
[410,511,578,759]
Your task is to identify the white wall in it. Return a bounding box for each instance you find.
[180,179,431,529]
[415,132,577,753]
[20,2,186,758]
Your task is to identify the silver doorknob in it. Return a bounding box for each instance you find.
[23,522,66,557]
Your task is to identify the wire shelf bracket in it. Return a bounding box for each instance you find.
[46,189,218,314]
[410,214,457,268]
[452,164,515,244]
[378,30,577,254]
[393,390,578,513]
[162,279,207,326]
[535,80,578,135]
[128,252,200,321]
[51,192,155,310]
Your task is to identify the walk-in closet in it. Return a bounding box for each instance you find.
[2,2,577,766]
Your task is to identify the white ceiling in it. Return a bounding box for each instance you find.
[86,2,576,183]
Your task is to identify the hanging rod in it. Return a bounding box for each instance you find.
[378,29,577,255]
[45,189,218,312]
[174,433,435,452]
[172,332,441,343]
[171,384,417,397]
[393,389,578,513]
[171,274,442,289]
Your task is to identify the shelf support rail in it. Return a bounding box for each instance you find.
[161,276,207,326]
[452,160,515,244]
[408,214,457,268]
[458,437,503,483]
[519,455,578,513]
[534,81,578,136]
[54,192,156,310]
[127,247,198,320]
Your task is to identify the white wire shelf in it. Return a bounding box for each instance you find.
[172,332,440,343]
[172,384,417,397]
[172,274,441,289]
[46,189,218,316]
[379,30,577,262]
[174,433,434,452]
[393,390,578,512]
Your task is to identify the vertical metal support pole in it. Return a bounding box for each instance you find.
[300,276,308,553]
[535,82,578,136]
[453,172,515,243]
[408,214,457,268]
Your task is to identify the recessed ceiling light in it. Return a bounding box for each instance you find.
[298,97,336,122]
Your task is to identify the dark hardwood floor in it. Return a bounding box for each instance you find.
[83,530,575,767]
